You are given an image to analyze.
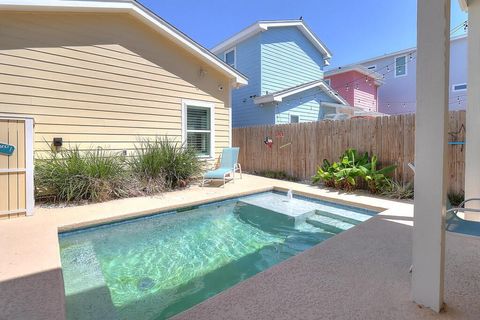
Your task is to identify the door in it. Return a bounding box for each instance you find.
[0,117,34,218]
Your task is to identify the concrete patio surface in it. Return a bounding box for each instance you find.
[0,174,479,319]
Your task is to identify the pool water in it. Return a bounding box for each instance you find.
[59,192,376,320]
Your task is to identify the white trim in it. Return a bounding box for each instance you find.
[181,99,215,159]
[452,83,467,92]
[25,118,34,216]
[324,65,384,85]
[0,0,248,87]
[212,20,332,65]
[394,54,408,78]
[324,78,331,86]
[254,80,348,105]
[224,47,236,69]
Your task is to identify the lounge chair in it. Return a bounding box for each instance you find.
[446,198,480,236]
[202,147,242,187]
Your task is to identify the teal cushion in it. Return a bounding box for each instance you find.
[204,168,232,179]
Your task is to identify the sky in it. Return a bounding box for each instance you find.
[139,0,467,68]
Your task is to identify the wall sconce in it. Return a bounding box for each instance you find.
[52,137,63,152]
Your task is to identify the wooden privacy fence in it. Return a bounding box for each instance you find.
[233,111,466,193]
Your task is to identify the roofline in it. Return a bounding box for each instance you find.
[211,20,332,65]
[336,33,467,67]
[254,80,348,106]
[324,65,384,86]
[0,0,248,86]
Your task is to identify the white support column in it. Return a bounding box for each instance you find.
[412,0,450,312]
[465,0,480,220]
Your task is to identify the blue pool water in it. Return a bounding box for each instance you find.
[59,192,376,320]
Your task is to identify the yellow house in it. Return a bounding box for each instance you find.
[0,0,247,160]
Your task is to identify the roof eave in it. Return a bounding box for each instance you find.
[0,0,248,87]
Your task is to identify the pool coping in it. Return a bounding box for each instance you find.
[0,174,413,320]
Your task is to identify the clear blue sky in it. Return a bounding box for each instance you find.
[139,0,467,68]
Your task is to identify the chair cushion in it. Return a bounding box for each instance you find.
[204,168,232,179]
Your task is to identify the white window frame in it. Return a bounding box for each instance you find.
[182,99,215,159]
[394,55,408,78]
[224,47,236,69]
[290,114,300,123]
[367,65,377,70]
[324,78,331,86]
[452,83,467,92]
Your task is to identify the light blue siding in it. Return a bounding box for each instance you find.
[261,27,325,94]
[224,34,275,127]
[274,88,338,124]
[220,25,332,127]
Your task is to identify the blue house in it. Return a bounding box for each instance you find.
[212,20,350,128]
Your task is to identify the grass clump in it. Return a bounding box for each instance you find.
[35,147,129,203]
[256,170,299,182]
[130,136,203,189]
[448,192,465,207]
[380,180,414,199]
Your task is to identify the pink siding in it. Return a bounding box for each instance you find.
[325,70,379,112]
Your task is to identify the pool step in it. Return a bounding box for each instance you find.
[314,210,364,225]
[306,214,356,234]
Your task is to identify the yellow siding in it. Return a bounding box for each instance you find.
[0,12,232,160]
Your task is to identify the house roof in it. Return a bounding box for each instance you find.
[211,20,333,65]
[335,34,467,68]
[253,79,348,106]
[324,65,385,86]
[0,0,248,87]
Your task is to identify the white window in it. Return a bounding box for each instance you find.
[394,55,407,77]
[324,78,331,86]
[452,83,467,92]
[290,115,300,123]
[367,65,376,70]
[182,100,215,158]
[224,48,236,68]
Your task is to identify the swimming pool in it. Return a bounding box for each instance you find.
[59,192,376,320]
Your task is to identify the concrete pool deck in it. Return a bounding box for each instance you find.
[0,174,479,319]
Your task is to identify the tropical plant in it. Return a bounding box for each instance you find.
[363,155,397,193]
[312,148,397,193]
[130,136,203,189]
[35,146,129,203]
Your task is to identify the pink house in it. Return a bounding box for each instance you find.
[324,65,384,114]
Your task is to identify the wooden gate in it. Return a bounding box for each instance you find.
[0,116,34,218]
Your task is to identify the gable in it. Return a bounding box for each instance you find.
[260,27,325,94]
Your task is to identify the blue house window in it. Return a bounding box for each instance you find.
[225,48,236,68]
[452,83,467,92]
[290,115,300,123]
[395,55,407,77]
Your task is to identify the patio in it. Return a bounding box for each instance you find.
[1,174,479,319]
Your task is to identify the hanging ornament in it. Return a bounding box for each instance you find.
[387,65,390,72]
[345,84,349,92]
[264,136,273,149]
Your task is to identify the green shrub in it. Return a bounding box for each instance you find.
[35,147,129,203]
[312,148,396,193]
[448,192,464,207]
[380,180,414,199]
[256,170,299,182]
[130,136,203,189]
